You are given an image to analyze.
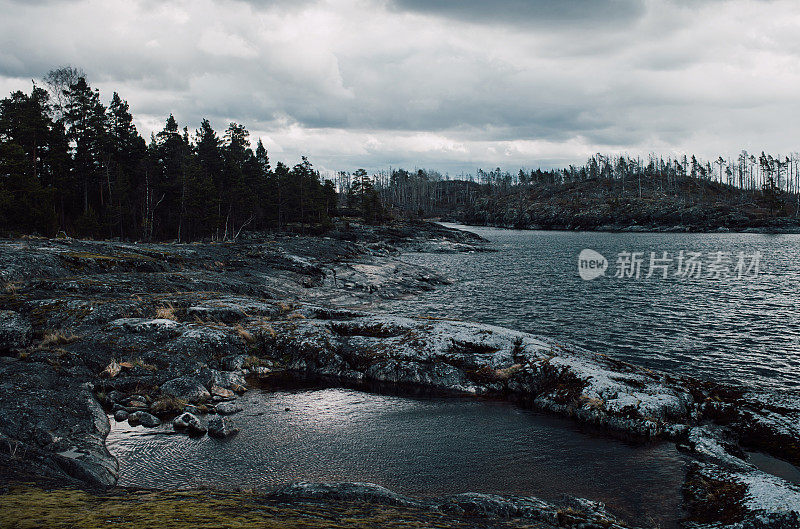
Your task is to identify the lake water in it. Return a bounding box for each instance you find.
[390,224,800,394]
[107,388,688,527]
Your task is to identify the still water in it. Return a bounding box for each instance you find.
[391,224,800,393]
[108,388,688,527]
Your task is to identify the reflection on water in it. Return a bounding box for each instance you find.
[748,451,800,485]
[390,224,800,393]
[108,388,688,527]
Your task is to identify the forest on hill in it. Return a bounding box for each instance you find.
[0,67,348,241]
[367,154,800,231]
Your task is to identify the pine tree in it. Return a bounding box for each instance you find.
[63,77,108,230]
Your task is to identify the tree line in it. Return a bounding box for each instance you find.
[372,152,800,219]
[0,67,338,240]
[4,66,797,236]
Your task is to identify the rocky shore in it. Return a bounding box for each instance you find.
[1,221,799,528]
[440,218,800,234]
[442,220,800,234]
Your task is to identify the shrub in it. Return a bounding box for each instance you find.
[151,395,188,415]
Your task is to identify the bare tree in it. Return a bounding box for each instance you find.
[43,65,86,120]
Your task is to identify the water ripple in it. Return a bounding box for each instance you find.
[108,388,687,527]
[390,226,800,393]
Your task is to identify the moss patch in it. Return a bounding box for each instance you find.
[0,486,552,529]
[682,464,747,525]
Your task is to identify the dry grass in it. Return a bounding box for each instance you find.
[64,252,121,261]
[101,359,121,379]
[155,303,177,321]
[3,281,20,295]
[242,355,267,369]
[39,330,81,348]
[119,358,157,372]
[580,395,606,410]
[235,325,255,343]
[133,357,158,371]
[494,364,523,380]
[151,395,188,414]
[258,322,276,338]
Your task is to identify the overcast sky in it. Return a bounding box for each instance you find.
[1,0,799,175]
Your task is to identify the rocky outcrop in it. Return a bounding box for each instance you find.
[0,225,797,528]
[253,312,800,527]
[214,401,242,415]
[271,482,631,528]
[127,411,161,428]
[0,357,116,487]
[262,313,694,437]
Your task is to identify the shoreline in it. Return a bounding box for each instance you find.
[435,219,800,235]
[1,221,799,528]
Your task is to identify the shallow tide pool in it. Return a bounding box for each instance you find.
[108,388,688,527]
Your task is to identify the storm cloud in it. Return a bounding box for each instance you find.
[1,0,798,175]
[388,0,646,27]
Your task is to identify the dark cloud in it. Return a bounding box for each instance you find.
[1,0,798,175]
[389,0,646,27]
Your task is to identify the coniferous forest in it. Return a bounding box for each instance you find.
[368,156,800,230]
[0,67,337,241]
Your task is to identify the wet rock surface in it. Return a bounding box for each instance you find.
[0,221,797,528]
[207,415,237,438]
[270,481,631,528]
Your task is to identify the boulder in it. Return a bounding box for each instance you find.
[205,369,247,391]
[207,415,237,438]
[214,401,242,415]
[128,411,161,428]
[113,410,129,422]
[210,385,235,399]
[160,376,210,402]
[220,354,249,371]
[172,412,206,435]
